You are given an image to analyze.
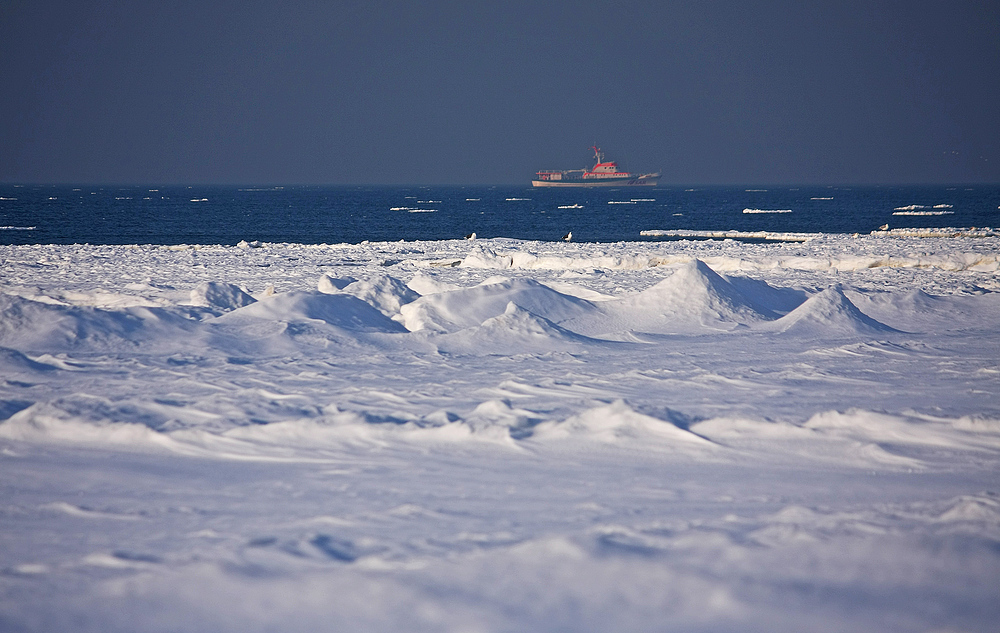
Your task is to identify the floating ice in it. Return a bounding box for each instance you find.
[869,226,999,238]
[641,229,813,242]
[894,204,953,211]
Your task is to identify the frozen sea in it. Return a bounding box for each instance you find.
[1,185,1000,632]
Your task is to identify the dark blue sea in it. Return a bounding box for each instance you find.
[1,184,998,245]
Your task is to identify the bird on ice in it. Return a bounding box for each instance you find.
[562,231,572,242]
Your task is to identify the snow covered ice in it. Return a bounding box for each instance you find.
[1,233,999,632]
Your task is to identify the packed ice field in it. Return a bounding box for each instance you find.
[1,231,999,632]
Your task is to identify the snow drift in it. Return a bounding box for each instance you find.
[397,277,597,333]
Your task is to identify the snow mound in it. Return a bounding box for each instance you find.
[397,278,596,333]
[0,293,198,353]
[459,245,515,269]
[436,302,605,354]
[768,286,896,335]
[207,403,531,453]
[189,282,256,310]
[803,409,1000,454]
[0,347,57,374]
[583,260,779,335]
[531,400,718,450]
[458,398,540,439]
[691,414,925,469]
[477,303,588,339]
[0,399,186,453]
[217,291,407,333]
[847,289,943,318]
[339,275,419,317]
[405,273,459,296]
[317,274,357,293]
[935,494,1000,522]
[204,410,395,454]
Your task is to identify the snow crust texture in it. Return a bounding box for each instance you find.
[1,235,999,632]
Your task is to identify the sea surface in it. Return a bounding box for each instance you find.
[1,184,998,245]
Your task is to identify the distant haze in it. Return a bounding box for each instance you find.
[2,0,998,185]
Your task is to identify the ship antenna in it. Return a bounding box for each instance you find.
[591,146,602,164]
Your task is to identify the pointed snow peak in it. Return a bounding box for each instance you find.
[317,274,356,293]
[621,259,777,325]
[772,286,896,335]
[680,258,725,283]
[479,301,572,338]
[433,302,600,355]
[219,291,407,333]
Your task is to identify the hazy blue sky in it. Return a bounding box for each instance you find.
[2,0,997,184]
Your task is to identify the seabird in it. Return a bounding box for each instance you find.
[562,231,573,242]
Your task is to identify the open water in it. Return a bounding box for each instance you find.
[1,184,998,245]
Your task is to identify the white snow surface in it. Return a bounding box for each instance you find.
[1,235,999,632]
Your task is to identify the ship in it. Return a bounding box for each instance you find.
[532,147,660,187]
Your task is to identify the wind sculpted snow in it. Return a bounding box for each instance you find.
[1,236,999,632]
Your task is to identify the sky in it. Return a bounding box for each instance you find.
[1,0,998,185]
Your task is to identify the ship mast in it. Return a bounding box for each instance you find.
[591,146,603,164]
